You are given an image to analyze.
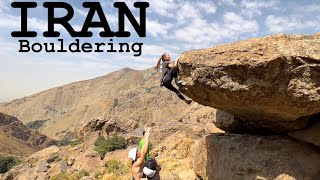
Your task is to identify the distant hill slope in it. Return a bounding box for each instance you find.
[0,112,58,157]
[0,67,215,140]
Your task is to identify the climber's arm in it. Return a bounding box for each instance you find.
[168,63,175,69]
[168,55,181,69]
[136,127,151,165]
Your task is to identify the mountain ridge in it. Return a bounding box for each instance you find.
[0,67,135,104]
[0,67,214,140]
[0,112,59,157]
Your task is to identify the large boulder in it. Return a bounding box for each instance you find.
[178,33,320,133]
[78,117,128,149]
[194,134,320,180]
[78,117,128,140]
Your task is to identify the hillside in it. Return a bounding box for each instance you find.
[0,112,58,157]
[0,67,215,140]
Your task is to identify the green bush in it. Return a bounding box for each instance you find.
[105,135,126,152]
[94,136,106,146]
[94,144,108,159]
[94,136,107,158]
[59,138,83,147]
[59,138,70,146]
[0,155,21,174]
[68,139,83,147]
[25,120,47,130]
[94,135,127,159]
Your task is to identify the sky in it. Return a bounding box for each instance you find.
[0,0,319,102]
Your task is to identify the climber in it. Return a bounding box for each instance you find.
[143,158,161,180]
[155,53,192,104]
[129,127,152,180]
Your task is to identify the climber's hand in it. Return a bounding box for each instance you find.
[145,127,152,136]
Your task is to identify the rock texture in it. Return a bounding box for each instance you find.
[194,134,320,180]
[289,114,320,147]
[214,109,256,133]
[178,33,320,133]
[78,117,128,139]
[0,112,59,157]
[78,117,129,150]
[1,117,114,179]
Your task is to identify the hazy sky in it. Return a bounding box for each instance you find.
[0,0,319,102]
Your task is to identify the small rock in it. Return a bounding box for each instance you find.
[71,145,82,151]
[59,161,68,171]
[84,150,99,157]
[67,158,75,166]
[36,160,50,172]
[47,154,59,163]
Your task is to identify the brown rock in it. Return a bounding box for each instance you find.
[78,117,127,140]
[27,145,61,162]
[214,110,242,131]
[178,33,320,132]
[59,161,68,171]
[203,122,224,134]
[152,131,197,180]
[67,157,75,166]
[289,114,320,147]
[72,149,103,172]
[47,161,68,176]
[194,134,320,180]
[35,160,50,172]
[214,110,266,134]
[78,117,128,149]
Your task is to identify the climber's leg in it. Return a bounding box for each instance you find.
[164,83,192,104]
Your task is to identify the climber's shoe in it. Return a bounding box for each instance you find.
[176,80,186,86]
[184,99,192,105]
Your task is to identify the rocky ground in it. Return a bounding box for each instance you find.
[0,116,222,180]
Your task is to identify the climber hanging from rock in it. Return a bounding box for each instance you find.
[129,127,152,180]
[155,53,192,104]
